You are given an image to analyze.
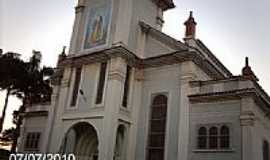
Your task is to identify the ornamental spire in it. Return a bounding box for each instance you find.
[242,57,259,81]
[184,11,197,40]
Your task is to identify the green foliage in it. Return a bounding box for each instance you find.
[0,52,25,92]
[0,50,55,104]
[0,127,16,142]
[0,49,55,151]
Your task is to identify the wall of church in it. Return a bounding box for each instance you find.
[127,0,162,53]
[47,63,106,153]
[70,0,163,57]
[70,0,117,55]
[143,34,175,58]
[189,100,242,160]
[47,57,131,160]
[248,102,270,160]
[63,63,102,114]
[19,116,48,152]
[135,64,181,160]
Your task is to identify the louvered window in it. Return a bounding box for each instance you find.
[71,67,82,106]
[122,66,131,107]
[96,62,107,104]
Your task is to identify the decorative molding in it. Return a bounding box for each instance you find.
[189,88,256,103]
[108,71,125,82]
[180,73,197,82]
[24,111,48,117]
[62,114,104,121]
[62,115,104,121]
[134,69,144,81]
[61,79,70,88]
[192,149,235,153]
[139,21,188,50]
[240,111,255,126]
[75,5,85,14]
[190,76,244,87]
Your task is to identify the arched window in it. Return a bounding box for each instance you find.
[263,140,269,160]
[220,125,230,149]
[209,127,218,149]
[147,95,168,160]
[196,125,231,150]
[198,127,207,149]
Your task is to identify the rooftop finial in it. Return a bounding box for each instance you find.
[242,57,259,81]
[245,57,249,67]
[184,11,197,41]
[189,11,193,18]
[62,46,67,56]
[58,46,67,63]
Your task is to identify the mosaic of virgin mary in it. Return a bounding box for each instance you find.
[84,4,111,49]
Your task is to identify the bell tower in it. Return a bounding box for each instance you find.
[68,0,175,56]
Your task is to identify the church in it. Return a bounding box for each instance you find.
[17,0,270,160]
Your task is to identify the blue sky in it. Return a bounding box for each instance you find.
[0,0,270,130]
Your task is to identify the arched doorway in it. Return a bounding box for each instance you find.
[60,122,99,160]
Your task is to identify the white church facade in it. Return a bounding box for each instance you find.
[18,0,270,160]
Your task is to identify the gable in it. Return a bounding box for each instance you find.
[144,34,175,58]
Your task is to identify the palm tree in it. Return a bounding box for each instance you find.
[10,50,54,152]
[0,50,54,152]
[0,52,26,133]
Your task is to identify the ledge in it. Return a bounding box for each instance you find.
[192,149,235,153]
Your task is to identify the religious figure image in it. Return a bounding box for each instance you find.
[84,4,111,49]
[89,15,104,44]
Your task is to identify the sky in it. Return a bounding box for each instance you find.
[0,0,270,130]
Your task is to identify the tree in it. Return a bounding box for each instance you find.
[0,127,16,142]
[0,52,26,133]
[10,50,54,152]
[0,50,54,152]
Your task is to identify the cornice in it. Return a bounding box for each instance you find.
[139,21,188,50]
[189,88,270,119]
[188,88,257,103]
[57,45,227,81]
[195,39,232,77]
[23,111,48,117]
[152,0,175,11]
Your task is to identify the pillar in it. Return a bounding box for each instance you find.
[99,57,127,160]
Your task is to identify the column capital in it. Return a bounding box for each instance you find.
[108,57,127,82]
[108,71,125,82]
[134,69,144,81]
[240,111,255,126]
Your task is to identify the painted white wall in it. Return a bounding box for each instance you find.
[19,116,48,152]
[189,100,242,160]
[18,1,270,160]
